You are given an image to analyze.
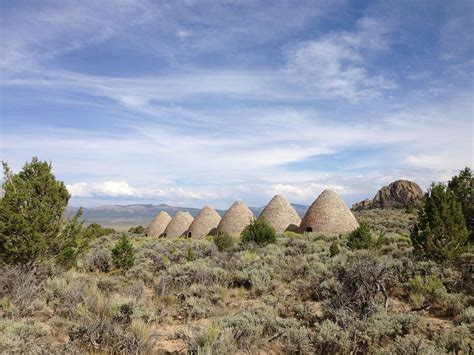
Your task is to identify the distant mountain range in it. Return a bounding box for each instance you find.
[67,203,309,231]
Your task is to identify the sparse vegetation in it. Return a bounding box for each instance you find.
[1,224,472,353]
[1,160,472,353]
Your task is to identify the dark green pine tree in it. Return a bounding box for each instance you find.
[0,157,70,264]
[447,167,473,241]
[411,183,468,262]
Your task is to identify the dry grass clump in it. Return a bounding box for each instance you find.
[65,284,157,354]
[0,265,44,317]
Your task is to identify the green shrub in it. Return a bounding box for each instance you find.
[111,236,135,271]
[0,319,53,353]
[408,275,467,316]
[386,335,435,354]
[128,226,145,234]
[241,219,276,246]
[314,320,351,354]
[347,222,377,250]
[154,261,227,295]
[410,275,444,295]
[326,252,392,317]
[214,232,235,252]
[408,275,443,308]
[330,242,340,256]
[178,294,213,319]
[180,323,236,354]
[66,286,156,353]
[186,248,196,262]
[433,324,474,354]
[219,305,279,351]
[56,211,94,269]
[439,292,468,317]
[245,263,274,294]
[184,305,312,353]
[96,276,121,293]
[84,248,111,273]
[411,183,468,262]
[283,231,301,238]
[86,223,115,238]
[279,321,312,353]
[459,306,474,324]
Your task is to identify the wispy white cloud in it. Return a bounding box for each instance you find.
[4,92,471,207]
[0,0,334,74]
[284,17,396,101]
[66,181,220,201]
[439,1,474,61]
[1,0,153,70]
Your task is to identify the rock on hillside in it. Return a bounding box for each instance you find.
[352,180,424,210]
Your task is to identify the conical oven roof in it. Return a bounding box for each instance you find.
[300,189,358,235]
[217,201,254,236]
[164,211,194,237]
[259,195,301,234]
[187,205,221,238]
[146,211,172,237]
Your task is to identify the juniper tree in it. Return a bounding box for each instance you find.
[347,222,376,250]
[111,235,135,271]
[0,158,70,264]
[411,183,468,262]
[241,219,276,246]
[447,167,473,241]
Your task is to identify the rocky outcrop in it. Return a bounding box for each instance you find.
[352,180,424,210]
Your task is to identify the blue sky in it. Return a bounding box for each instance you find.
[1,0,472,208]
